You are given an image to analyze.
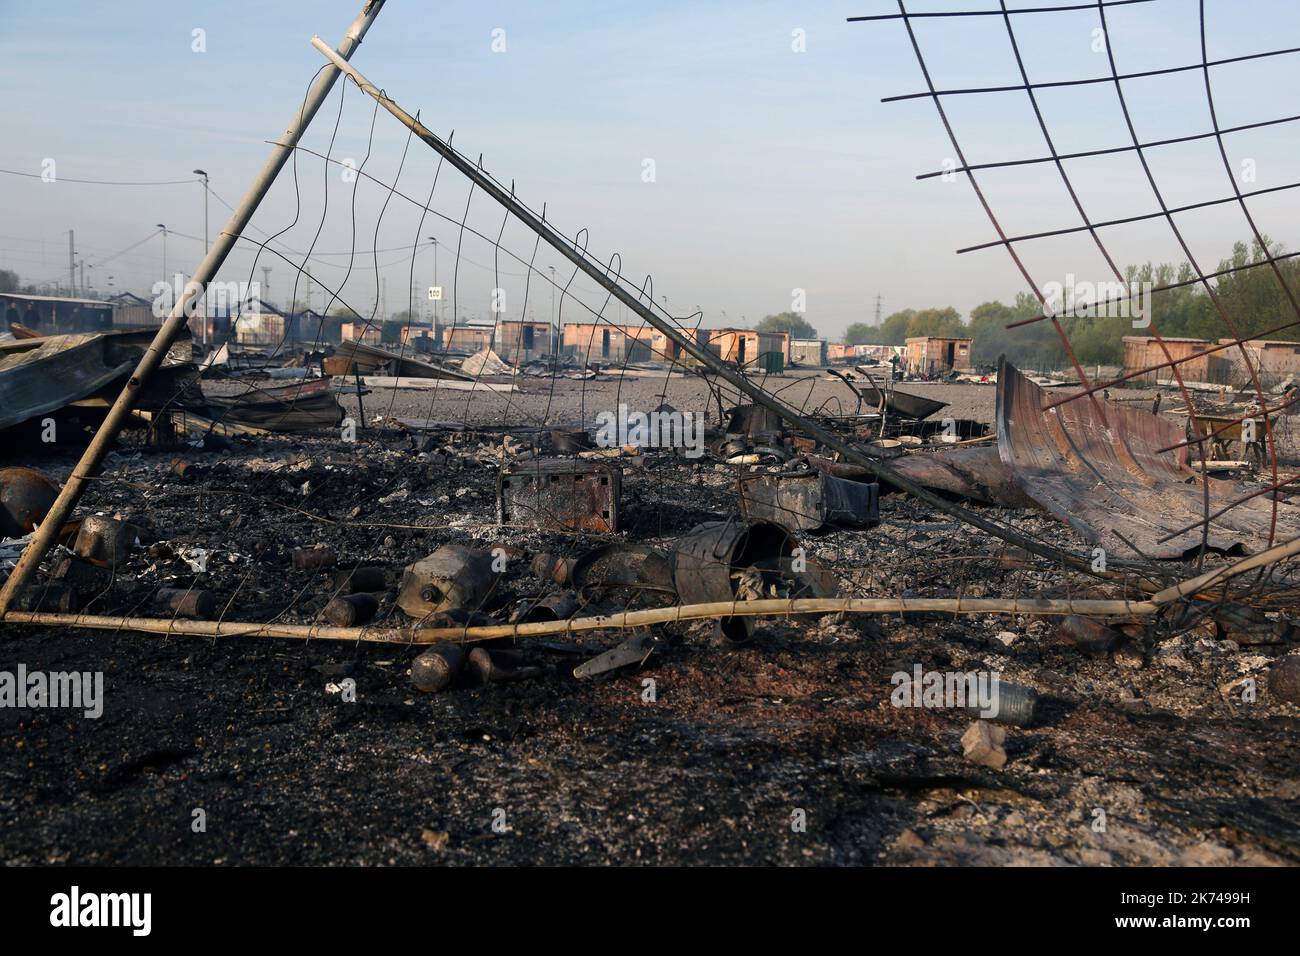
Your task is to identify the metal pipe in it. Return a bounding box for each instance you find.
[1151,533,1300,607]
[308,37,1103,577]
[0,0,387,617]
[2,595,1159,646]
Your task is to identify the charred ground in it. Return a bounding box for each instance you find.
[2,374,1298,865]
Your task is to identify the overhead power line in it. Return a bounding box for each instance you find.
[0,167,198,186]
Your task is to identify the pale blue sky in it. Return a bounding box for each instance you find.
[1,0,1297,338]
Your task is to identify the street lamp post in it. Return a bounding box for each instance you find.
[548,265,556,327]
[194,170,210,346]
[156,224,168,290]
[426,236,439,345]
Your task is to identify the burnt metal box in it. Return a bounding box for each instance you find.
[498,459,621,533]
[737,470,879,532]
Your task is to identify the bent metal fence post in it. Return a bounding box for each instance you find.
[305,34,1109,578]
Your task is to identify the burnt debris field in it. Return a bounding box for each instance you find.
[3,370,1299,866]
[4,0,1300,886]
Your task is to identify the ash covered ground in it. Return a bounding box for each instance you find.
[2,371,1298,865]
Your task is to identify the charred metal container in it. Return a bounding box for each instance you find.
[410,643,465,693]
[671,520,795,606]
[469,647,543,685]
[72,515,137,568]
[0,466,58,539]
[737,470,879,532]
[156,587,216,619]
[571,543,674,604]
[11,581,79,613]
[961,681,1039,727]
[669,520,836,641]
[725,404,783,438]
[323,592,379,627]
[530,552,577,586]
[397,545,499,619]
[498,459,620,533]
[513,589,580,624]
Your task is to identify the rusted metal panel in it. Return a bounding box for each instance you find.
[498,459,621,533]
[996,359,1300,559]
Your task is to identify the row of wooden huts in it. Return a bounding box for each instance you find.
[1122,335,1300,387]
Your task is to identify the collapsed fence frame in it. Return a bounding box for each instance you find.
[861,0,1300,567]
[0,0,388,617]
[302,34,1117,581]
[4,2,1300,648]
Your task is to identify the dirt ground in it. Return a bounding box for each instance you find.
[2,370,1298,866]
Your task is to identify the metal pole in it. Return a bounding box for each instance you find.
[204,186,209,346]
[548,265,556,332]
[307,37,1100,575]
[3,594,1159,647]
[194,169,210,346]
[0,0,387,617]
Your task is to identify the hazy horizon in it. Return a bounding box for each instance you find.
[2,0,1297,340]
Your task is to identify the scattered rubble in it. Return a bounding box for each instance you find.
[4,351,1300,864]
[960,721,1008,769]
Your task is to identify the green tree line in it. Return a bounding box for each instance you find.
[836,239,1300,369]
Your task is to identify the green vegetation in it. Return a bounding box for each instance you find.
[755,311,817,339]
[828,239,1299,370]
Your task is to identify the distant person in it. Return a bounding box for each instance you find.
[4,302,19,329]
[23,302,39,330]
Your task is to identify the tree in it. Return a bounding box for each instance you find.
[844,322,874,345]
[968,294,1061,368]
[0,269,19,294]
[1211,238,1298,341]
[904,307,965,339]
[755,311,817,339]
[877,309,914,344]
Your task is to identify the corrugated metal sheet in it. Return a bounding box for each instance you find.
[0,334,134,431]
[996,359,1300,559]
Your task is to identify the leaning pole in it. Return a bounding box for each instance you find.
[0,0,387,616]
